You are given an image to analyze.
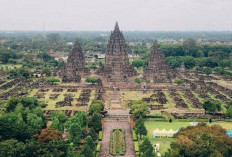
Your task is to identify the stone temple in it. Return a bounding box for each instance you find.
[144,41,173,83]
[98,22,136,82]
[57,41,89,82]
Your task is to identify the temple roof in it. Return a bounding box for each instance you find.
[72,41,82,54]
[106,22,127,54]
[147,41,170,69]
[67,40,85,65]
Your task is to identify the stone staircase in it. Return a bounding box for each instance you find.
[110,89,121,109]
[104,114,129,122]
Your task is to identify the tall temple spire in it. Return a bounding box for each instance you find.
[144,40,174,83]
[72,41,82,55]
[57,40,90,83]
[98,22,136,82]
[151,40,159,54]
[114,21,120,32]
[68,40,84,64]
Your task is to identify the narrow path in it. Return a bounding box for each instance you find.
[99,110,136,157]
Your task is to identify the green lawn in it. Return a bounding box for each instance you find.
[150,138,174,155]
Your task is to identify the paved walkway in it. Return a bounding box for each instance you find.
[99,110,136,157]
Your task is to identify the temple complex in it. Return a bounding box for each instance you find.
[57,41,89,82]
[98,22,136,82]
[144,41,174,83]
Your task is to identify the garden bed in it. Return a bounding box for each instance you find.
[109,129,126,156]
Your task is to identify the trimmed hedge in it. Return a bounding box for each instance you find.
[134,141,139,152]
[98,131,103,141]
[96,142,101,152]
[132,130,138,141]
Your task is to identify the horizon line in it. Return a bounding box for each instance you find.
[1,29,232,32]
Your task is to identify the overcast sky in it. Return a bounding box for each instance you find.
[0,0,231,31]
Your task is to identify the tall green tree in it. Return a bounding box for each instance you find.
[88,114,102,132]
[85,136,96,150]
[183,39,197,57]
[68,123,82,146]
[139,138,154,156]
[135,122,147,138]
[81,144,94,157]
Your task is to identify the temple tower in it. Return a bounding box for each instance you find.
[144,41,173,83]
[57,41,89,82]
[99,22,136,82]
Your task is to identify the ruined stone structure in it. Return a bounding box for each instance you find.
[144,41,173,83]
[98,22,136,82]
[179,62,186,73]
[57,41,89,82]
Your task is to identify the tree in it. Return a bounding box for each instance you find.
[85,77,99,84]
[85,136,96,150]
[131,101,148,118]
[0,139,26,157]
[203,99,222,114]
[37,52,54,62]
[139,138,154,156]
[166,56,182,69]
[76,111,88,127]
[81,144,94,157]
[0,112,28,141]
[89,100,104,115]
[6,97,20,112]
[132,59,145,68]
[89,128,98,141]
[227,106,232,117]
[20,97,39,109]
[208,51,229,60]
[134,78,142,84]
[183,56,196,69]
[36,128,62,143]
[135,123,147,138]
[142,148,155,157]
[166,123,232,157]
[50,111,67,132]
[47,33,61,44]
[88,114,102,132]
[201,67,212,75]
[26,113,44,136]
[25,138,68,157]
[134,116,144,129]
[46,77,60,85]
[68,123,82,146]
[174,79,185,85]
[183,39,197,57]
[41,67,51,76]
